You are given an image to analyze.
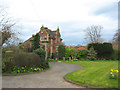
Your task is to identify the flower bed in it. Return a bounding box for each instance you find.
[109,69,119,80]
[7,66,44,74]
[73,59,78,61]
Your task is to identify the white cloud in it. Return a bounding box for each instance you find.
[1,0,118,45]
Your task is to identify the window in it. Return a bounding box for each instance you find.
[40,36,45,41]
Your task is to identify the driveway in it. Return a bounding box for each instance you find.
[2,62,84,88]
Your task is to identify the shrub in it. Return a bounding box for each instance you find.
[33,48,45,60]
[102,43,113,59]
[58,45,65,59]
[2,58,15,73]
[2,50,15,73]
[33,48,49,69]
[87,47,97,61]
[2,47,45,73]
[87,43,113,60]
[65,47,72,60]
[76,50,88,59]
[71,48,78,59]
[65,48,78,60]
[111,50,118,60]
[13,52,41,67]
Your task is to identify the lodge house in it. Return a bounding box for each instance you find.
[21,25,63,59]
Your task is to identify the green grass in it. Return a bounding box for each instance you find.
[62,60,119,88]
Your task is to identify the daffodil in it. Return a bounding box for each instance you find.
[115,70,119,73]
[112,74,114,77]
[110,72,112,74]
[22,67,24,69]
[34,68,37,71]
[17,70,20,73]
[110,69,113,72]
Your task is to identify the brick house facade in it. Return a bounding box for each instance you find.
[39,26,63,58]
[21,26,63,58]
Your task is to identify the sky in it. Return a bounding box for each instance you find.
[0,0,119,46]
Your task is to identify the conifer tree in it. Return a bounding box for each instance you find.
[32,33,40,50]
[58,45,65,59]
[87,47,97,60]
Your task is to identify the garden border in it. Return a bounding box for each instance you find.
[2,68,50,76]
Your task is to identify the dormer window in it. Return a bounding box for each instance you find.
[40,36,45,41]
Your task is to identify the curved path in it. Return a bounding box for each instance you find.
[2,62,84,88]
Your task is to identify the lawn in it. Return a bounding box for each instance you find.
[62,60,118,88]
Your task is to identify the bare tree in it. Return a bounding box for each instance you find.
[113,29,120,43]
[84,25,104,43]
[112,29,120,50]
[0,6,19,46]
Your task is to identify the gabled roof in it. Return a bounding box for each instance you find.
[41,26,62,40]
[66,46,74,48]
[77,46,87,50]
[21,37,33,46]
[45,29,56,39]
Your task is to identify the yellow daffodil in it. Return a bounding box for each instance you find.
[115,70,119,73]
[31,68,32,69]
[110,72,112,74]
[110,69,113,72]
[24,70,26,72]
[22,67,24,69]
[34,68,37,71]
[17,70,20,72]
[112,74,114,77]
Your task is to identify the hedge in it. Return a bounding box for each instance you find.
[87,43,113,59]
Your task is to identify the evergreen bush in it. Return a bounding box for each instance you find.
[13,52,41,67]
[33,48,49,69]
[65,47,72,60]
[32,33,40,51]
[58,45,65,59]
[2,52,42,73]
[87,47,97,60]
[77,50,88,59]
[87,43,113,60]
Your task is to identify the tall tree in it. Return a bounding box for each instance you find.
[32,33,40,50]
[87,47,97,61]
[71,48,78,59]
[84,25,104,44]
[65,47,72,59]
[58,45,65,59]
[0,6,19,46]
[112,29,120,50]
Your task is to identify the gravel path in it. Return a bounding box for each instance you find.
[2,62,84,88]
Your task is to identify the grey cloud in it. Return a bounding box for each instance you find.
[94,2,118,20]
